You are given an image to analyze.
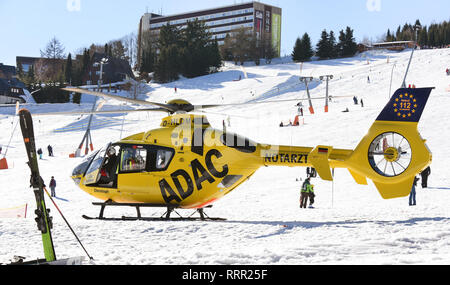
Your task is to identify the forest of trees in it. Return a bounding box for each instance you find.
[292,26,358,62]
[385,19,450,48]
[139,21,279,83]
[139,20,222,83]
[17,35,137,103]
[219,27,277,66]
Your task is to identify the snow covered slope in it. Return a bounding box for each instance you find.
[0,48,449,265]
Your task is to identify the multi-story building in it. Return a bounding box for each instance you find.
[137,1,282,66]
[0,63,27,104]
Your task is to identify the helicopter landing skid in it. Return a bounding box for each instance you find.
[82,201,226,222]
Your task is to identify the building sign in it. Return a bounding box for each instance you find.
[272,13,281,57]
[255,10,263,39]
[255,10,263,19]
[265,10,271,33]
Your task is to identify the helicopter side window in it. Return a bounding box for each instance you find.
[156,149,173,170]
[120,146,147,173]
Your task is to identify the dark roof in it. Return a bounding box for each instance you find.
[16,56,42,65]
[0,78,9,92]
[0,77,26,92]
[9,78,26,88]
[0,64,16,78]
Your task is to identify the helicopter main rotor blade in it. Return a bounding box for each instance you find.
[62,87,177,113]
[194,95,354,110]
[32,108,168,116]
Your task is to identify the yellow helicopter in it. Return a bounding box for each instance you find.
[55,86,432,221]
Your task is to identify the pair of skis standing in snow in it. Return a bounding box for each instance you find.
[15,109,92,265]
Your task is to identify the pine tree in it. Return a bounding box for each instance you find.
[156,44,180,83]
[418,26,428,46]
[396,26,402,41]
[292,37,302,62]
[329,31,338,58]
[65,53,73,85]
[140,46,156,74]
[338,27,358,58]
[292,33,313,62]
[208,39,223,71]
[154,24,182,83]
[386,29,395,42]
[316,30,331,60]
[180,19,213,77]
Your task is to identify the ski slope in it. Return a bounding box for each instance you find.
[0,48,449,265]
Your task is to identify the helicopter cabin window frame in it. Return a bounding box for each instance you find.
[119,145,148,173]
[117,144,175,174]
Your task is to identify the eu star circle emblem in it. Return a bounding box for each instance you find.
[393,93,417,118]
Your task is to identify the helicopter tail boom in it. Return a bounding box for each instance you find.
[260,88,433,200]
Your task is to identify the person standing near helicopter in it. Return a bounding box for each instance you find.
[300,177,311,208]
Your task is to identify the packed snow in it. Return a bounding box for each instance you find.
[0,48,449,265]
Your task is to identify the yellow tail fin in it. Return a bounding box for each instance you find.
[344,87,433,199]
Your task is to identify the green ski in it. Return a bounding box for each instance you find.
[19,109,56,262]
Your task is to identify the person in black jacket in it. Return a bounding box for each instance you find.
[49,176,56,197]
[37,148,43,159]
[409,176,420,206]
[420,167,431,188]
[47,145,54,157]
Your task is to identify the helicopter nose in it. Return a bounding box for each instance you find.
[71,175,82,186]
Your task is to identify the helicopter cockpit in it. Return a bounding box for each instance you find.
[72,143,175,188]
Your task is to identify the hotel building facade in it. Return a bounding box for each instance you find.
[137,1,282,66]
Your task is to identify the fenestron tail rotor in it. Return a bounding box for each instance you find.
[368,132,412,177]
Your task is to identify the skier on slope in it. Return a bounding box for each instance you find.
[47,145,53,157]
[409,176,420,206]
[420,166,431,188]
[49,176,56,197]
[37,148,43,159]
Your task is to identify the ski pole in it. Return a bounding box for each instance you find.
[43,187,94,261]
[3,119,19,159]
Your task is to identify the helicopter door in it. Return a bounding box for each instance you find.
[84,143,111,186]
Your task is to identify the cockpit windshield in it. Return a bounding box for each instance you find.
[72,149,100,177]
[83,144,112,185]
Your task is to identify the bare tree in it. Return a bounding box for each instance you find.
[125,79,146,100]
[40,37,66,59]
[38,37,66,82]
[122,32,138,68]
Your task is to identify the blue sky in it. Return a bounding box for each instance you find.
[0,0,449,66]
